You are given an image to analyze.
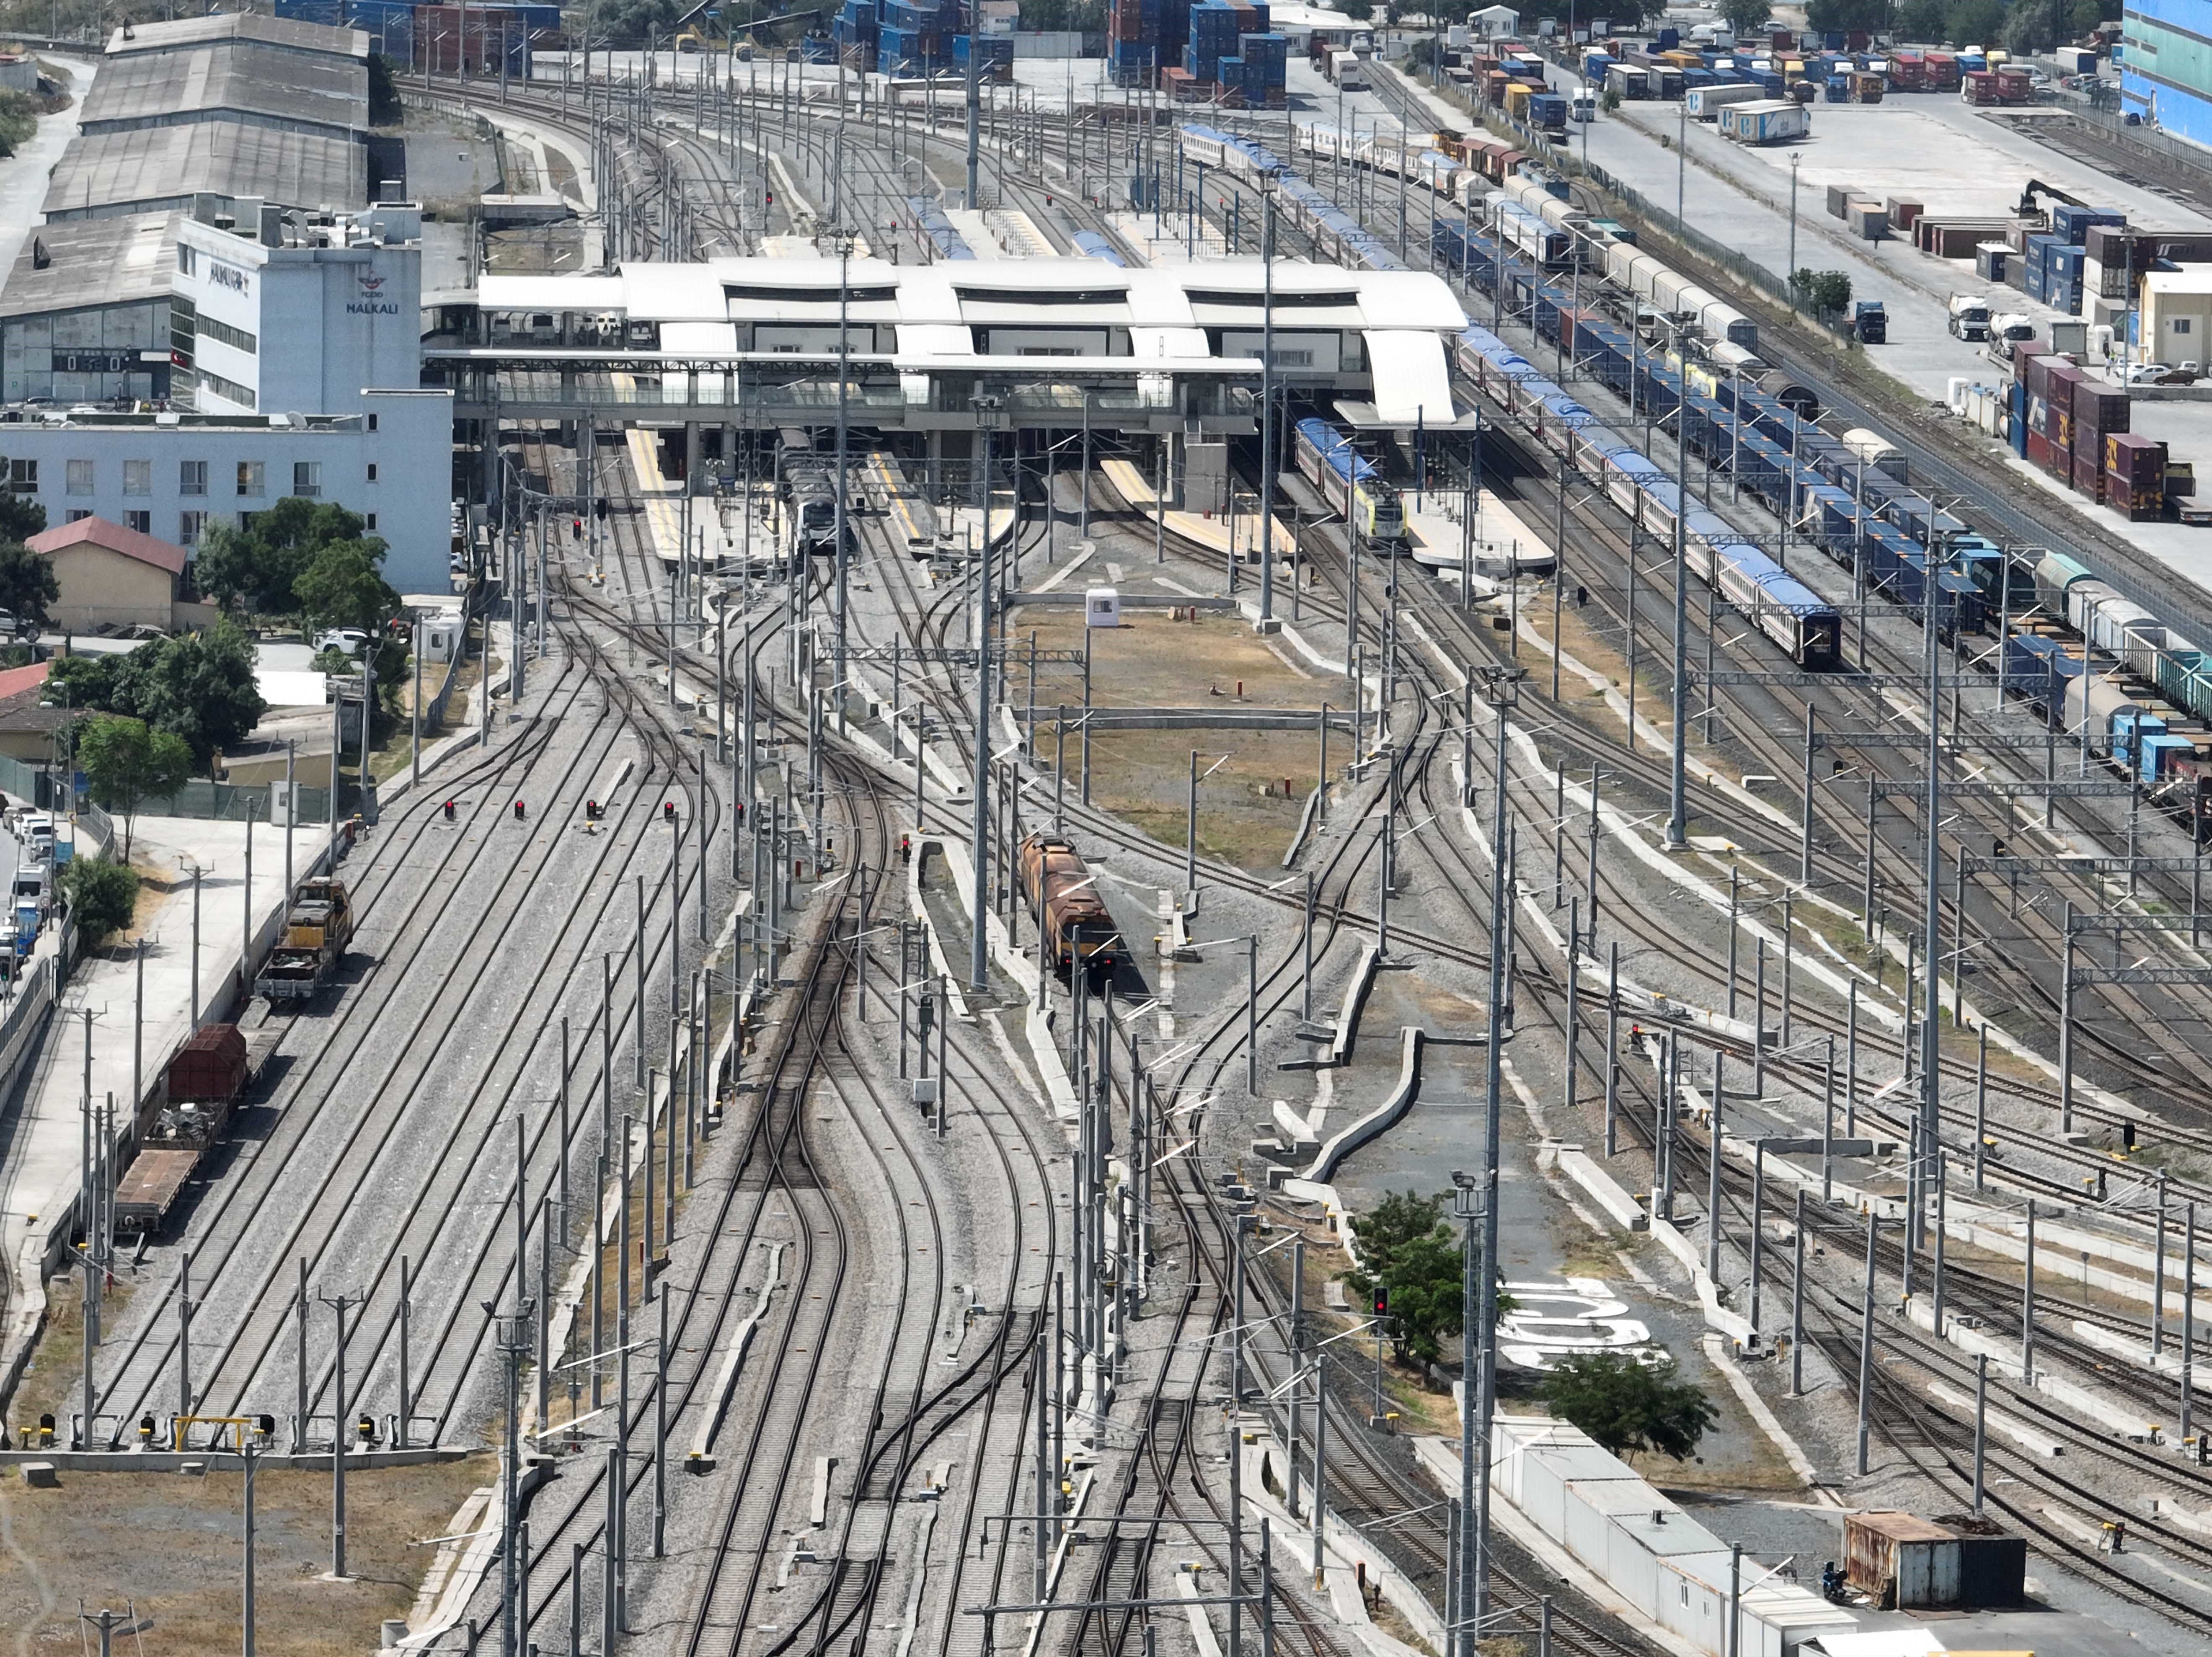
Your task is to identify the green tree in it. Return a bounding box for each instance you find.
[1346,1192,1508,1371]
[58,854,138,947]
[0,493,46,542]
[77,714,192,859]
[1537,1351,1721,1462]
[123,620,266,770]
[0,88,37,157]
[1716,0,1775,36]
[294,542,399,635]
[194,499,383,617]
[366,52,403,124]
[1946,0,2006,46]
[1894,0,1949,40]
[46,648,128,713]
[1805,0,1888,30]
[0,541,57,630]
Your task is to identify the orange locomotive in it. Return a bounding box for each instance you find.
[1017,833,1125,974]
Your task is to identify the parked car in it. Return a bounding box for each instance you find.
[313,628,371,656]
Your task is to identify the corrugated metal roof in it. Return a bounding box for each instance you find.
[42,121,368,219]
[78,41,370,137]
[0,212,178,320]
[106,12,370,58]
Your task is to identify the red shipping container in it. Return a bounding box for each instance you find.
[1924,52,1960,90]
[2026,430,2053,472]
[2023,353,2051,395]
[2075,386,2129,436]
[2072,451,2105,501]
[2053,408,2075,452]
[1964,70,2000,104]
[2107,431,2166,480]
[2046,361,2085,426]
[167,1024,248,1105]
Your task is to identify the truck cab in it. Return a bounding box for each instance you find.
[1570,88,1597,120]
[1853,300,1888,343]
[1947,294,1992,340]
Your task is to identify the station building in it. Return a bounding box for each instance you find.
[439,256,1468,490]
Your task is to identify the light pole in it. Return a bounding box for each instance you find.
[1258,184,1278,630]
[1665,317,1691,850]
[1451,1170,1481,1657]
[1786,150,1802,310]
[969,393,1005,991]
[1472,663,1524,1637]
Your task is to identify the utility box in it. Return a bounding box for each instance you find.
[1084,587,1121,628]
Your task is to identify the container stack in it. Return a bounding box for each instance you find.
[2072,383,2129,501]
[2107,432,2168,519]
[276,0,562,73]
[835,0,879,68]
[952,29,1013,76]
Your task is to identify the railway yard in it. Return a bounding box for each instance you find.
[13,24,2212,1657]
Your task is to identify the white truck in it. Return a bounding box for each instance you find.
[1987,313,2037,361]
[1947,293,1993,341]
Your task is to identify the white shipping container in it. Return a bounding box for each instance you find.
[1721,98,1810,143]
[1684,80,1761,118]
[1652,1552,1734,1651]
[2089,596,2156,656]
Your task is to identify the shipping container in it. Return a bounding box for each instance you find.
[1686,80,1761,118]
[2073,450,2106,500]
[1963,69,2000,104]
[1844,1514,1962,1611]
[2109,430,2165,480]
[1718,98,1808,143]
[1885,198,1923,231]
[1848,201,1888,239]
[2076,386,2129,436]
[1825,181,1853,218]
[168,1024,249,1105]
[1924,51,1960,89]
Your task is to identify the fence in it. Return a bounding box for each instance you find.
[79,802,113,861]
[136,779,335,823]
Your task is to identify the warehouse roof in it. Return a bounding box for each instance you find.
[78,41,370,138]
[42,121,369,220]
[0,213,178,320]
[105,12,370,60]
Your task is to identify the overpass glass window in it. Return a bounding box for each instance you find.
[178,510,205,546]
[65,459,91,496]
[292,462,321,498]
[179,460,206,496]
[122,459,150,496]
[236,461,264,498]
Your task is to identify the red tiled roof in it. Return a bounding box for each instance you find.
[0,661,49,702]
[27,514,187,576]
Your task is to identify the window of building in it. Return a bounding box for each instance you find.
[196,316,257,356]
[366,412,379,431]
[292,461,321,498]
[122,459,151,497]
[236,461,264,498]
[366,463,378,482]
[365,513,377,531]
[180,460,207,496]
[65,508,90,523]
[125,510,150,534]
[199,368,256,409]
[177,244,197,277]
[8,459,36,496]
[178,510,206,546]
[65,459,93,496]
[2179,319,2195,336]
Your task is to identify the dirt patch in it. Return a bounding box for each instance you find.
[14,1273,137,1441]
[1010,604,1333,871]
[0,1451,492,1654]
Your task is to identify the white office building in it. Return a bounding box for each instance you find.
[0,388,454,594]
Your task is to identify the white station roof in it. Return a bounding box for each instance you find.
[478,256,1468,337]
